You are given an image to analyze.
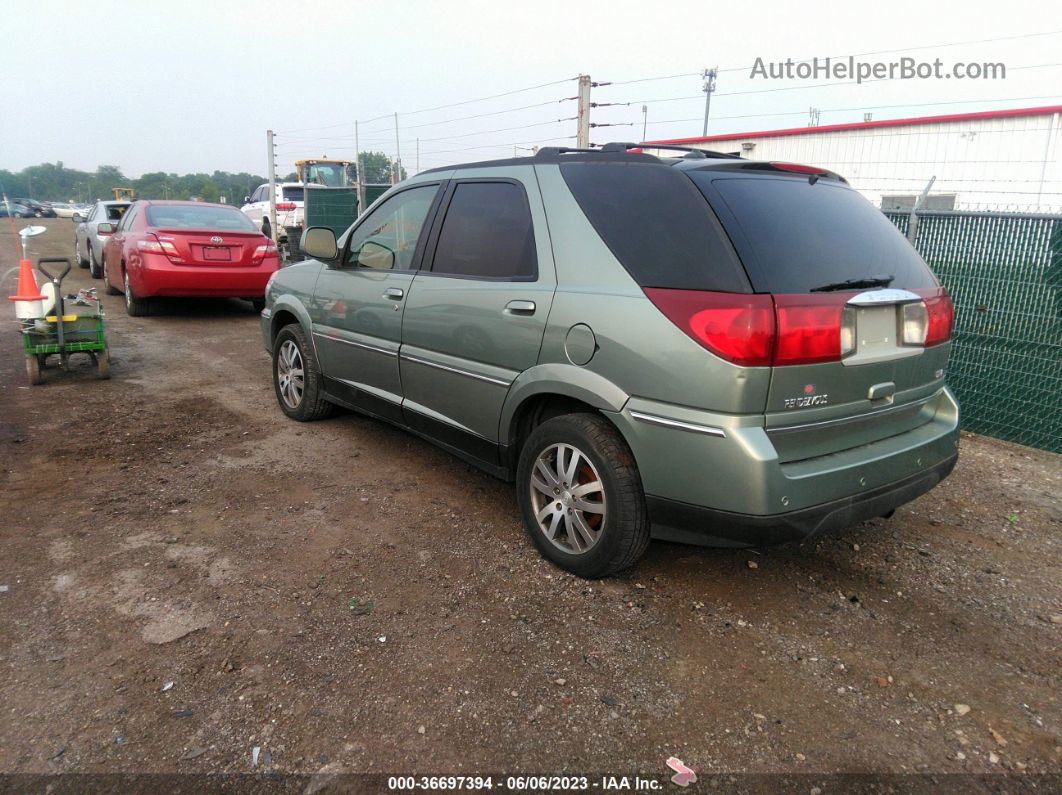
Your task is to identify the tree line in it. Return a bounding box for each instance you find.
[0,154,405,204]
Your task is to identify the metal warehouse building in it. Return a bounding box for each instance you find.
[643,105,1062,213]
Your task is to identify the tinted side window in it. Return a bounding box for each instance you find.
[345,185,438,270]
[560,162,748,292]
[430,181,536,280]
[691,174,938,293]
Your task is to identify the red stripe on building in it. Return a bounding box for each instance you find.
[642,105,1062,145]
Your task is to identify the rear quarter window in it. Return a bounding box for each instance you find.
[689,173,938,293]
[559,162,749,292]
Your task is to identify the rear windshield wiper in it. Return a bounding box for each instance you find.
[810,275,894,292]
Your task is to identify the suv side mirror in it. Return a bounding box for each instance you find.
[97,223,115,235]
[243,196,251,204]
[301,226,338,261]
[71,213,84,223]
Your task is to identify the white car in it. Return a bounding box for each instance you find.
[240,182,304,242]
[49,202,78,218]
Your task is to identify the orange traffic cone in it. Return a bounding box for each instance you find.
[8,258,45,319]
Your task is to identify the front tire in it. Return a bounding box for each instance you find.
[517,413,650,578]
[261,218,272,242]
[272,324,335,421]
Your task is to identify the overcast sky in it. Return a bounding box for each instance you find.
[2,0,1060,178]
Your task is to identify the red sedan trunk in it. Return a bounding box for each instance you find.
[102,200,280,309]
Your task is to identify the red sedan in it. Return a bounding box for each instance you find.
[99,200,280,316]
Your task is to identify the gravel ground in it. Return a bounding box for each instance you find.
[0,220,1059,788]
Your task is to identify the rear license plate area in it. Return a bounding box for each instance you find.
[203,246,231,261]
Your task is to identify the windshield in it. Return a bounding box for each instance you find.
[147,204,258,231]
[688,173,937,293]
[302,163,353,187]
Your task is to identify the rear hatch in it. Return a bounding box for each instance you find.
[685,166,954,462]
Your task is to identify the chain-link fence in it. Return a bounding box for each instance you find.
[885,209,1062,453]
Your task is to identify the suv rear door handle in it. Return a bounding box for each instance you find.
[505,300,536,315]
[383,287,404,300]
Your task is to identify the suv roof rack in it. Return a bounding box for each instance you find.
[599,142,741,159]
[534,143,740,160]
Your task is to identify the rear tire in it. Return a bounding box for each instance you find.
[272,324,335,421]
[516,413,650,578]
[88,247,103,279]
[124,270,150,317]
[103,256,121,295]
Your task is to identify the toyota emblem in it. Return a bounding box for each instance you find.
[210,236,224,244]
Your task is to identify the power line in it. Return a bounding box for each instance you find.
[276,76,576,134]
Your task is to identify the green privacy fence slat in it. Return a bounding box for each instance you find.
[303,184,394,237]
[884,209,1062,453]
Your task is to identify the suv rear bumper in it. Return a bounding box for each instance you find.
[646,452,957,547]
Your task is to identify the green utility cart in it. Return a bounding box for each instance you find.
[21,258,110,385]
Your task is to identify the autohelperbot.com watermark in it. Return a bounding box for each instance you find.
[750,56,1006,83]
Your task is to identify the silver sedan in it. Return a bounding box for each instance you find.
[73,201,131,278]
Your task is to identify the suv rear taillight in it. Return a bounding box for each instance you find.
[276,202,297,211]
[773,293,856,365]
[914,288,954,346]
[643,288,774,366]
[645,288,955,367]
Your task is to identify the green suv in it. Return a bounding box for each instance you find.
[261,144,959,577]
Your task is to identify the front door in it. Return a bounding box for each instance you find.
[399,175,556,465]
[309,183,442,422]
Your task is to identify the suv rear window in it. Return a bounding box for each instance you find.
[282,186,305,201]
[560,162,749,292]
[689,173,938,293]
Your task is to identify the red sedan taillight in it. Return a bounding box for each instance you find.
[137,234,184,263]
[645,287,952,367]
[252,240,279,264]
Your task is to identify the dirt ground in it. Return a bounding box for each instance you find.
[1,219,1059,786]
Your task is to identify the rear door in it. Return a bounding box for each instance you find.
[399,172,556,465]
[689,171,952,460]
[309,182,443,423]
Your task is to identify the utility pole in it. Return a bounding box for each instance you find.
[416,138,420,175]
[266,129,278,244]
[355,120,366,215]
[576,74,591,148]
[701,68,717,137]
[641,105,648,142]
[393,112,402,184]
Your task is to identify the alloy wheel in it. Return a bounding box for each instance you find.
[529,443,606,554]
[276,340,304,409]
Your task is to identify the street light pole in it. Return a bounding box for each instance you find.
[701,68,717,137]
